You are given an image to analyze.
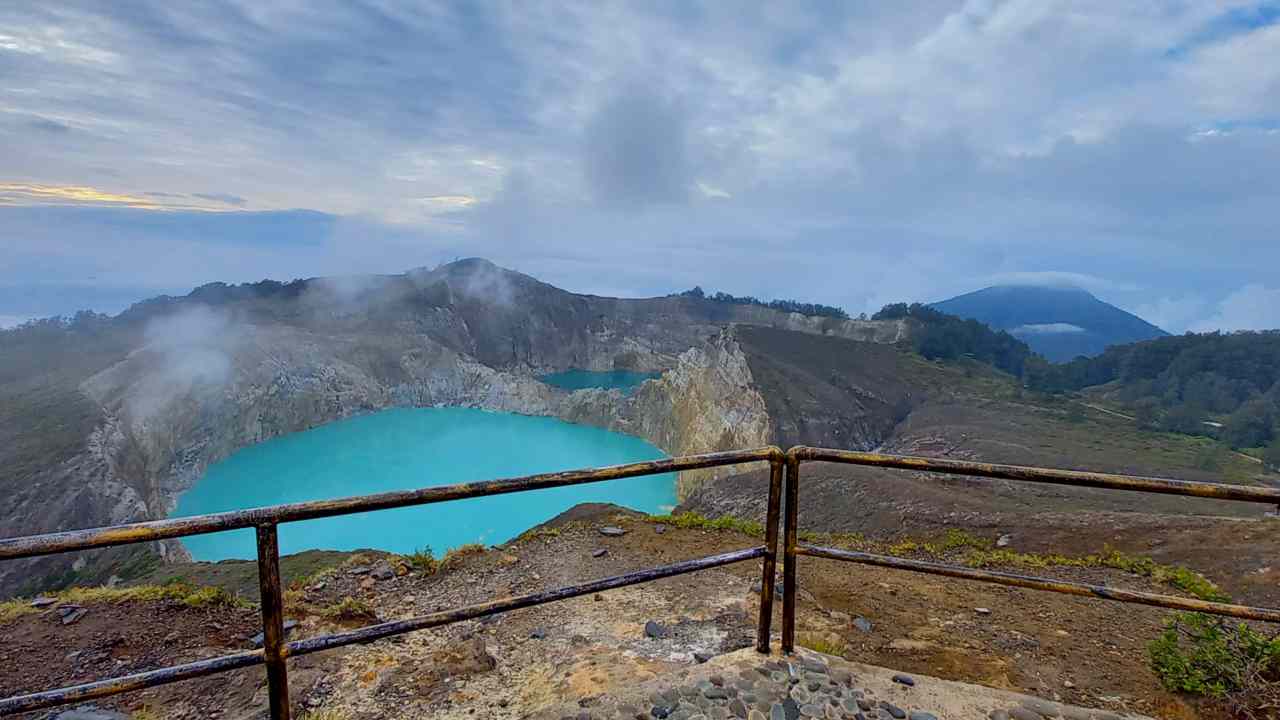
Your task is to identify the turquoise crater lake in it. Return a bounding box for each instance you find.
[172,408,676,560]
[538,369,659,393]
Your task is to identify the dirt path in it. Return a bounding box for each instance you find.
[1079,402,1133,421]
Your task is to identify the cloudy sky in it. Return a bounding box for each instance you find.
[1,1,1278,332]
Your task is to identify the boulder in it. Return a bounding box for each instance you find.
[250,620,299,648]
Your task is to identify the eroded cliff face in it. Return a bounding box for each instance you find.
[77,326,773,534]
[562,328,772,498]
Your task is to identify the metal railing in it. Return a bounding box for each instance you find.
[0,448,785,719]
[778,447,1280,652]
[2,445,1279,718]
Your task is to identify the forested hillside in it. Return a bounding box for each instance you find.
[867,304,1280,468]
[871,303,1034,376]
[1024,332,1280,464]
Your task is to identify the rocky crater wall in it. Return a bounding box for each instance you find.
[0,261,911,595]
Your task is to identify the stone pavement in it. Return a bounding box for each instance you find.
[540,647,1153,720]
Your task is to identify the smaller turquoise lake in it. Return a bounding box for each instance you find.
[538,369,660,393]
[173,408,676,560]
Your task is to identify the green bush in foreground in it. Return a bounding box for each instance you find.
[1149,612,1280,718]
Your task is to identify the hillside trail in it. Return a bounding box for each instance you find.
[1079,402,1264,466]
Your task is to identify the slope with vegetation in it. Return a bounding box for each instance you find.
[872,302,1034,376]
[674,286,849,319]
[1024,331,1280,462]
[867,301,1280,471]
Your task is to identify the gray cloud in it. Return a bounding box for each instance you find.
[192,192,247,207]
[1,2,1278,332]
[583,84,692,208]
[1190,284,1280,332]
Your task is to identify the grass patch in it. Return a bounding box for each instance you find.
[0,598,37,623]
[797,631,847,657]
[404,546,438,575]
[799,527,1228,604]
[322,597,377,623]
[1,581,247,624]
[290,564,338,592]
[889,528,991,556]
[53,582,246,608]
[961,548,1227,602]
[441,543,486,571]
[646,512,765,537]
[515,525,563,542]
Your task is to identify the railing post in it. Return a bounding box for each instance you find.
[755,456,785,653]
[256,524,291,720]
[781,453,800,654]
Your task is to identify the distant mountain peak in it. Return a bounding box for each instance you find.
[964,283,1094,297]
[932,284,1167,362]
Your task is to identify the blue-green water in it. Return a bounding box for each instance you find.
[539,369,659,393]
[173,408,676,560]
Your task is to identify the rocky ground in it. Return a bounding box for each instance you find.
[531,646,1152,720]
[3,505,1270,720]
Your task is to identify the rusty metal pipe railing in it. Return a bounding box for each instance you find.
[0,448,781,718]
[796,544,1280,623]
[780,454,800,655]
[286,546,765,656]
[0,447,782,561]
[777,445,1280,653]
[256,525,290,720]
[7,442,1280,710]
[0,650,266,716]
[0,547,767,715]
[753,458,784,653]
[790,446,1280,504]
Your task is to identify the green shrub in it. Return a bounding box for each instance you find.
[646,512,764,537]
[406,546,438,575]
[1149,612,1280,717]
